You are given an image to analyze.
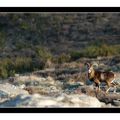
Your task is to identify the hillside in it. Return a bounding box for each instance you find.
[0,12,120,78]
[0,12,120,108]
[0,12,120,55]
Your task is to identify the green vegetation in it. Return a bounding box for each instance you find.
[1,13,120,79]
[70,51,83,61]
[15,41,32,50]
[35,46,53,62]
[70,43,120,60]
[1,43,120,79]
[55,53,71,64]
[20,22,30,30]
[0,32,6,49]
[0,46,43,78]
[83,43,120,58]
[0,57,43,79]
[0,46,54,79]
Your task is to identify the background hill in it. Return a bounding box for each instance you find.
[0,13,120,54]
[0,12,120,78]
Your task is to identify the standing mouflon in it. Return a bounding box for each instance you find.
[85,62,116,93]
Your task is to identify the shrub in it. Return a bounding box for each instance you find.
[70,51,83,60]
[0,56,47,79]
[0,32,6,49]
[56,53,71,64]
[0,58,15,78]
[0,67,8,79]
[35,46,53,62]
[30,57,45,70]
[69,43,120,60]
[83,45,100,58]
[84,44,118,58]
[0,57,32,79]
[15,42,26,50]
[14,57,33,73]
[20,22,30,30]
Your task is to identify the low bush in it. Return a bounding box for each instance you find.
[35,46,53,62]
[84,44,118,58]
[55,53,71,64]
[0,58,14,78]
[20,22,30,30]
[70,51,83,61]
[0,57,45,79]
[70,43,120,60]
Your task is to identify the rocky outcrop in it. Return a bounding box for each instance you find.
[0,93,102,108]
[0,83,28,97]
[0,83,29,104]
[0,68,120,108]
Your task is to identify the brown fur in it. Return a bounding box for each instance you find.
[85,62,115,92]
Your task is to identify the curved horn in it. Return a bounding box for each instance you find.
[84,62,91,68]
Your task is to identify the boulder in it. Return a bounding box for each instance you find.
[0,93,102,108]
[0,83,29,98]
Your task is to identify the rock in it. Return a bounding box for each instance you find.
[0,83,29,97]
[25,81,40,86]
[68,94,101,107]
[64,84,81,93]
[116,87,120,93]
[46,76,55,85]
[86,79,93,85]
[0,93,102,108]
[19,84,26,89]
[76,85,120,105]
[0,94,59,107]
[112,99,120,106]
[14,74,20,77]
[67,78,84,86]
[0,90,9,103]
[96,91,120,104]
[24,84,61,96]
[0,90,8,98]
[102,103,115,108]
[77,82,84,86]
